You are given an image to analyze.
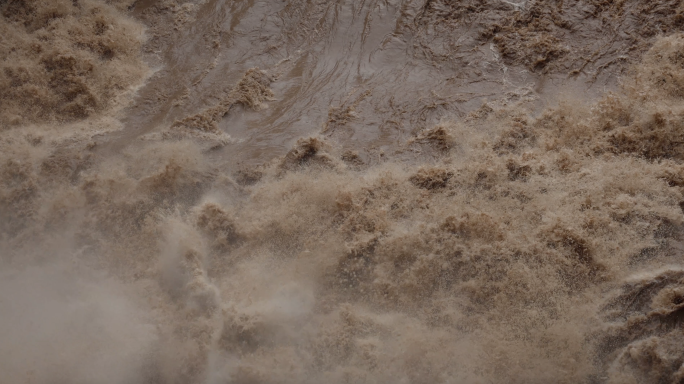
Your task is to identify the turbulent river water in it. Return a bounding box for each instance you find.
[3,0,684,383]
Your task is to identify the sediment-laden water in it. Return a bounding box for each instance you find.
[2,1,684,383]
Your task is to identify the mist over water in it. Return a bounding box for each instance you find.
[3,0,684,383]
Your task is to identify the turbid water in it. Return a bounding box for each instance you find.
[2,0,684,383]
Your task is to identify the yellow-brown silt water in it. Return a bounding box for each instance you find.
[2,0,684,383]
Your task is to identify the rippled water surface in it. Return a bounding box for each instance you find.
[2,0,684,383]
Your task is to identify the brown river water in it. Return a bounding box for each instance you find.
[2,0,684,383]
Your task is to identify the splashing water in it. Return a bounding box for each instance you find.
[2,0,684,383]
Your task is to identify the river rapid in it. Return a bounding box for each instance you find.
[2,0,684,383]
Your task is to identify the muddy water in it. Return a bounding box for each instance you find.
[118,0,623,167]
[3,0,684,383]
